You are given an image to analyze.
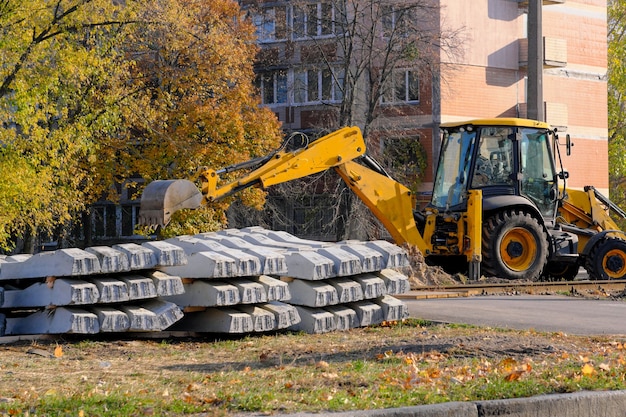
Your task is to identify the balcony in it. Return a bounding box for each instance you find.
[518,102,568,130]
[519,37,567,69]
[516,0,565,7]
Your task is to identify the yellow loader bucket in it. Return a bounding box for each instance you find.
[138,179,203,227]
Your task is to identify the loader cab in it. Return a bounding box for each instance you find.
[432,118,558,219]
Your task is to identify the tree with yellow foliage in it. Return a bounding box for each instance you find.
[0,0,139,251]
[0,0,282,251]
[94,0,282,238]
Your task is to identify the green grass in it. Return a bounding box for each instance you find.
[0,320,625,416]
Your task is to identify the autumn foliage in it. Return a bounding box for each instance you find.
[0,0,282,250]
[100,0,282,237]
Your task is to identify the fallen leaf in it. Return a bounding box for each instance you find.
[599,362,611,372]
[504,370,524,381]
[581,363,595,376]
[54,346,63,358]
[498,358,517,373]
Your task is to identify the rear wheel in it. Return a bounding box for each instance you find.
[482,210,548,281]
[586,237,626,280]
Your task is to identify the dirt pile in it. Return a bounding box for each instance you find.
[401,245,466,288]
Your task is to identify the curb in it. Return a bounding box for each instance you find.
[238,390,626,417]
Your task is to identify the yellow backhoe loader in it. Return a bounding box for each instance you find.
[138,118,626,282]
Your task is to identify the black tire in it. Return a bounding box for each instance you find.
[543,262,579,281]
[585,237,626,280]
[482,210,548,281]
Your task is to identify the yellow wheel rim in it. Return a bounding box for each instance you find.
[499,227,537,272]
[602,249,626,279]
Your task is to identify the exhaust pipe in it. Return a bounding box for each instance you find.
[138,179,203,227]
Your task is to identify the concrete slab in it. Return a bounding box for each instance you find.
[160,251,237,278]
[141,241,187,266]
[231,278,268,304]
[374,295,409,322]
[119,305,160,331]
[112,243,157,270]
[329,278,364,304]
[145,271,185,297]
[173,307,254,333]
[316,247,363,276]
[195,234,289,275]
[353,274,387,299]
[324,305,359,331]
[281,251,335,280]
[377,269,410,295]
[181,236,263,276]
[164,280,240,307]
[141,300,184,331]
[197,233,252,247]
[0,249,101,280]
[348,300,385,327]
[260,302,301,329]
[91,306,130,332]
[85,246,130,273]
[253,275,291,302]
[2,278,99,308]
[289,306,337,334]
[235,305,276,332]
[90,278,129,303]
[287,279,339,307]
[228,230,310,250]
[5,307,100,335]
[338,243,385,273]
[364,241,410,268]
[256,229,331,248]
[120,275,158,300]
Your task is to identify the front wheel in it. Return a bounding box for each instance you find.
[586,237,626,280]
[482,210,548,281]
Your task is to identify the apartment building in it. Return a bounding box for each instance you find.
[88,0,607,243]
[242,0,608,197]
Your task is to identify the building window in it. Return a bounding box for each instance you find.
[251,6,287,42]
[382,5,410,38]
[250,1,340,41]
[292,67,343,104]
[382,69,420,103]
[257,70,288,105]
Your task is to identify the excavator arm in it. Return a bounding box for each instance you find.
[138,126,431,254]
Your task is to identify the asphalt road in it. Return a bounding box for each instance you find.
[405,294,626,336]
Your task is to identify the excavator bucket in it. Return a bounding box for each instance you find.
[138,179,203,227]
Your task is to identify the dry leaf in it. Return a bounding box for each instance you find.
[581,363,595,376]
[498,358,517,372]
[54,345,63,358]
[599,362,611,372]
[504,370,524,381]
